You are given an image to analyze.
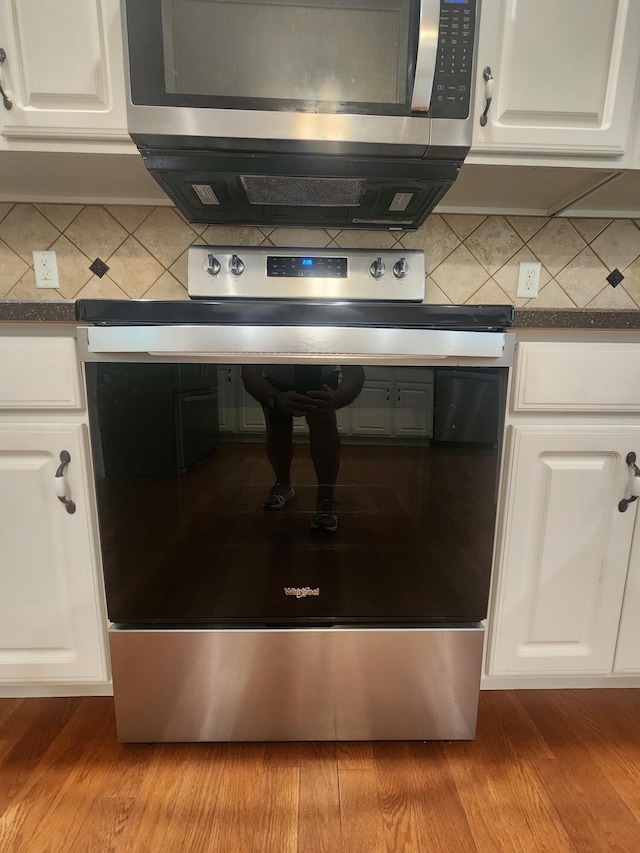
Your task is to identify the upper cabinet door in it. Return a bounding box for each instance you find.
[0,0,128,141]
[472,0,640,158]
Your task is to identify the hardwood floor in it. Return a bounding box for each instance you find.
[1,690,640,851]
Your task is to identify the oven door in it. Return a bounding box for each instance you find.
[123,0,477,150]
[82,326,510,627]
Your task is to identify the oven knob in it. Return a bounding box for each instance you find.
[369,257,386,279]
[393,257,409,279]
[229,254,245,276]
[204,254,221,276]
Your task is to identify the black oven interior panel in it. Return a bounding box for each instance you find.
[87,363,507,627]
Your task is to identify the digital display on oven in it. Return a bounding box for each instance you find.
[267,256,348,278]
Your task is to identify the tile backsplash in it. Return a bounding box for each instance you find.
[1,203,640,309]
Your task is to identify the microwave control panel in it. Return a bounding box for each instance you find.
[430,0,476,120]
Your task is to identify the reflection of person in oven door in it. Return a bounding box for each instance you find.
[241,365,365,532]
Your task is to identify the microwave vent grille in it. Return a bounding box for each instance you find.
[240,175,366,207]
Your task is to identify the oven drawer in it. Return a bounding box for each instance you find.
[0,336,83,410]
[513,342,640,412]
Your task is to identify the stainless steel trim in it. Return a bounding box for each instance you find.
[81,326,510,364]
[411,0,441,112]
[109,625,485,742]
[127,103,433,148]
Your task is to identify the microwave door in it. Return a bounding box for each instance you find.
[127,0,420,116]
[411,0,440,112]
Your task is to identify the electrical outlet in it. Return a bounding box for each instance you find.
[33,250,59,289]
[516,261,541,298]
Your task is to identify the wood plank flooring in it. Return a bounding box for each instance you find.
[1,690,640,852]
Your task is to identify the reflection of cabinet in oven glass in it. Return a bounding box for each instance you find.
[93,364,219,476]
[217,365,265,434]
[217,366,434,439]
[433,369,499,444]
[348,368,434,438]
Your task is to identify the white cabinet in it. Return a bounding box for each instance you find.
[0,423,108,683]
[472,0,640,160]
[489,425,638,674]
[614,519,640,673]
[0,336,83,408]
[487,339,640,681]
[0,332,109,689]
[0,0,128,145]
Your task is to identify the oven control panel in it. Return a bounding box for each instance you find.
[187,246,426,301]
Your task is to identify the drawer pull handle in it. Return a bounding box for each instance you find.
[54,451,76,514]
[0,48,12,110]
[619,452,640,512]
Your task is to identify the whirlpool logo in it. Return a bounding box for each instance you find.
[284,587,320,598]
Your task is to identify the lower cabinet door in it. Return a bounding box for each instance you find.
[488,425,638,676]
[614,529,640,674]
[0,422,108,684]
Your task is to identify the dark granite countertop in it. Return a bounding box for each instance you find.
[512,308,640,329]
[0,300,77,322]
[1,300,640,329]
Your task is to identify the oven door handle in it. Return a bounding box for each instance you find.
[148,351,449,360]
[411,0,441,113]
[80,327,511,364]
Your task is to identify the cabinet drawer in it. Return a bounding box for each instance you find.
[0,337,83,410]
[513,342,640,412]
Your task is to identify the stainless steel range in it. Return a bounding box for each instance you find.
[76,245,513,742]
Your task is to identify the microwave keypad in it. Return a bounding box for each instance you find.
[431,0,475,120]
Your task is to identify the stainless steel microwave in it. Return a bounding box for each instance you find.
[122,0,480,229]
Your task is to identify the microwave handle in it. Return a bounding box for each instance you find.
[411,0,441,113]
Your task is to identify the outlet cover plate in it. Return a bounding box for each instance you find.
[33,250,59,289]
[516,261,541,298]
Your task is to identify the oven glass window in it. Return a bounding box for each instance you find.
[159,0,412,105]
[87,362,506,626]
